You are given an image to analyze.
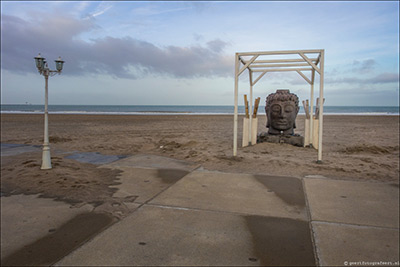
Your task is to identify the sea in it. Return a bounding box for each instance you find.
[1,104,399,116]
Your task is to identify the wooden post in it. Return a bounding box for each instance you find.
[303,100,310,147]
[251,97,260,145]
[244,94,249,119]
[253,97,260,118]
[242,117,249,147]
[248,72,253,145]
[312,97,324,150]
[310,70,315,144]
[233,54,239,156]
[243,94,249,147]
[313,116,319,149]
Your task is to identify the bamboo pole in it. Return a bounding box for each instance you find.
[244,94,249,119]
[253,97,260,118]
[251,97,260,145]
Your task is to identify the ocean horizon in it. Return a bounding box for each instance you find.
[1,104,399,116]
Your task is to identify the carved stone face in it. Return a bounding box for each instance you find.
[265,90,299,135]
[267,101,298,135]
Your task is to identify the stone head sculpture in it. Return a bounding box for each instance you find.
[265,89,300,135]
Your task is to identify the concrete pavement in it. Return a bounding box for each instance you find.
[1,144,399,266]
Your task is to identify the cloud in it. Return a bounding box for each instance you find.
[369,72,399,84]
[207,39,229,53]
[83,2,113,19]
[1,14,96,74]
[1,14,233,79]
[325,72,399,84]
[131,5,193,17]
[352,59,377,73]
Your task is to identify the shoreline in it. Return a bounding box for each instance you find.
[1,112,399,116]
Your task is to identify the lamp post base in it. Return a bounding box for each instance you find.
[41,146,52,170]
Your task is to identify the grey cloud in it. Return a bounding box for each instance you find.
[207,39,228,53]
[1,14,95,74]
[370,72,399,84]
[1,14,233,79]
[325,72,399,84]
[352,59,376,73]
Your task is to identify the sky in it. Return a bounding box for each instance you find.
[1,1,399,106]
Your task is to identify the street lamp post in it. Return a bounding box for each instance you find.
[34,53,64,170]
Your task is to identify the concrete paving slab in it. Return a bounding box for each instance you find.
[304,178,399,228]
[104,154,200,171]
[65,152,127,165]
[108,167,190,203]
[150,171,308,220]
[0,194,93,260]
[312,222,400,266]
[1,143,41,156]
[56,205,316,266]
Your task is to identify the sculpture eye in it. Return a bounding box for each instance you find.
[285,106,294,113]
[271,105,281,113]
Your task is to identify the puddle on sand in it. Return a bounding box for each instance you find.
[1,212,115,266]
[244,215,316,266]
[65,152,126,165]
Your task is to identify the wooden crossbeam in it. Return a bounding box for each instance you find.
[250,63,310,68]
[299,52,320,74]
[252,68,312,72]
[252,71,268,86]
[296,70,312,85]
[238,55,258,76]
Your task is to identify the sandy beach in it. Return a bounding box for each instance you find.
[1,113,399,265]
[1,114,399,187]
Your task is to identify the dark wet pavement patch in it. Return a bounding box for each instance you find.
[1,143,41,157]
[156,169,190,184]
[65,152,126,165]
[244,215,316,266]
[1,212,116,266]
[254,175,306,207]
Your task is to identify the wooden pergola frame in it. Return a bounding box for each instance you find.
[233,49,325,162]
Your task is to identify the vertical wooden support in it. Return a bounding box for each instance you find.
[242,94,250,147]
[317,50,324,163]
[309,70,315,144]
[248,71,253,145]
[233,54,239,156]
[242,117,249,147]
[313,117,319,149]
[251,118,258,145]
[243,97,259,147]
[244,95,249,118]
[305,119,310,146]
[252,97,260,145]
[302,100,310,147]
